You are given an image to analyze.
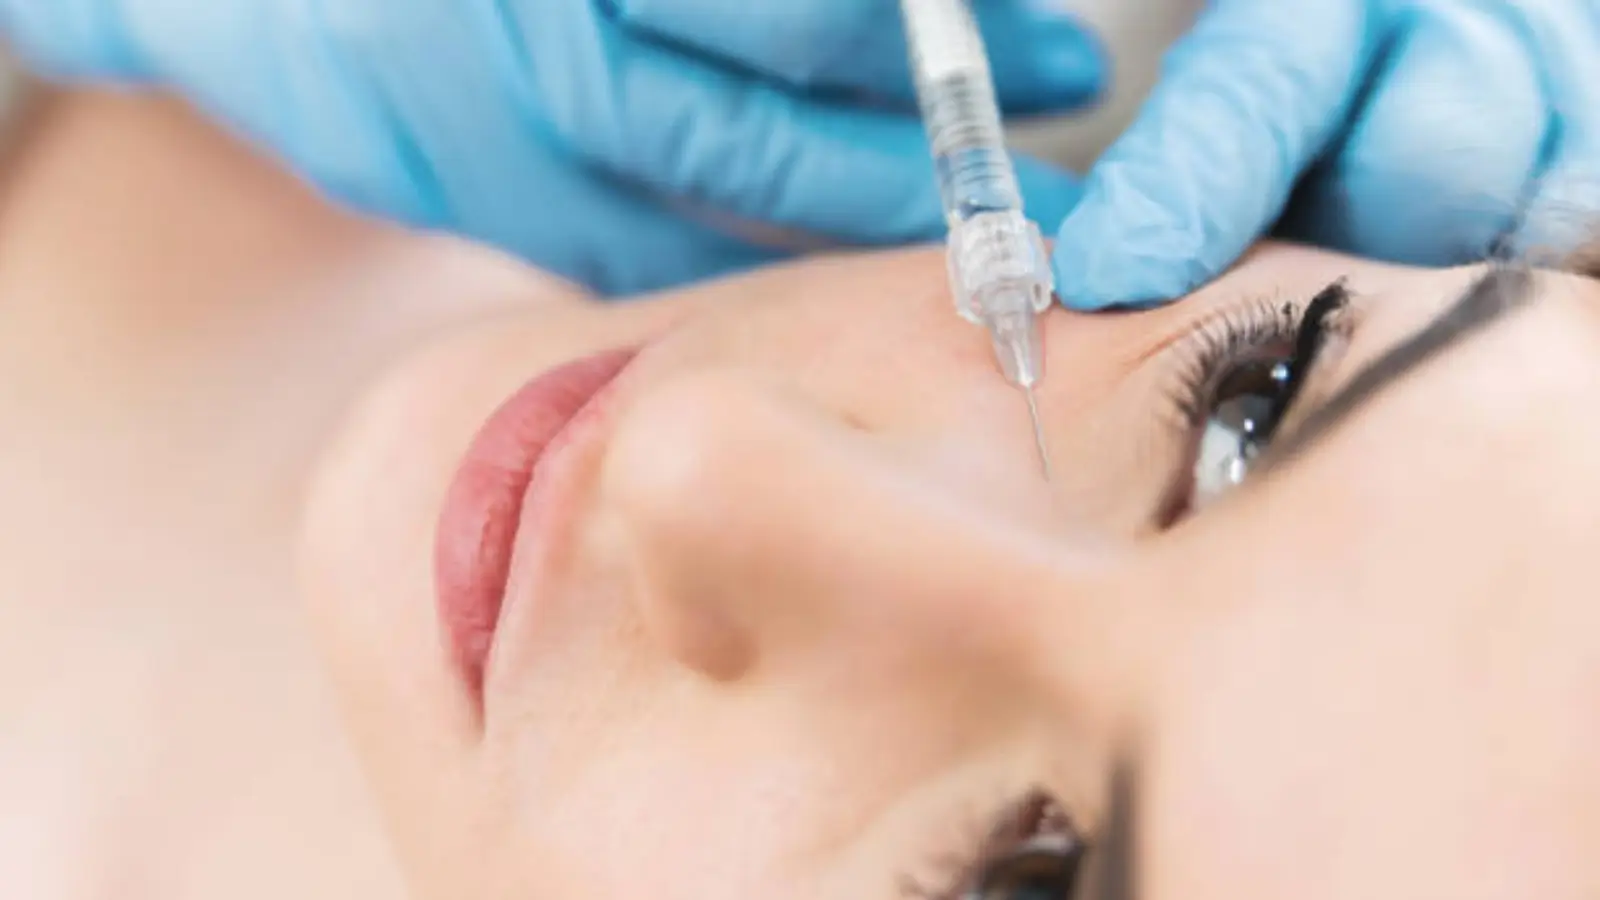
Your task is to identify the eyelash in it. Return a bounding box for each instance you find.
[899,790,1083,900]
[1164,297,1304,428]
[1164,280,1352,438]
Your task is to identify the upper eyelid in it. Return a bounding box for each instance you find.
[1152,295,1302,427]
[1130,291,1300,376]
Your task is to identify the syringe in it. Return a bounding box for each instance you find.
[899,0,1056,479]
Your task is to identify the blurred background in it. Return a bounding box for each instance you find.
[1016,0,1200,169]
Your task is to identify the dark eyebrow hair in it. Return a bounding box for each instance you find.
[1256,265,1539,472]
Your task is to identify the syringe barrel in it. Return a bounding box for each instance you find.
[900,0,1024,224]
[923,74,1024,222]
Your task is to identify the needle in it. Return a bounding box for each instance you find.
[1023,384,1053,481]
[899,0,1058,484]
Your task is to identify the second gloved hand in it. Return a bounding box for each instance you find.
[1054,0,1600,310]
[1,0,1105,296]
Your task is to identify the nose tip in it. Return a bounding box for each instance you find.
[600,371,791,680]
[602,371,773,545]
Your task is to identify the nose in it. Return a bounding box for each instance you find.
[595,370,1103,690]
[598,371,873,680]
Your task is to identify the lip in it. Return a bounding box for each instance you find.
[434,346,641,691]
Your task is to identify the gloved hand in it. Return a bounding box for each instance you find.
[1055,0,1600,309]
[0,1,1105,296]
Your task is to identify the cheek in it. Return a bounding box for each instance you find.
[590,368,1081,677]
[298,326,597,880]
[298,338,486,748]
[486,701,998,900]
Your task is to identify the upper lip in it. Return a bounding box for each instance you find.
[433,345,644,693]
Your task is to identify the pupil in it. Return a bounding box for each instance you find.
[1211,358,1293,458]
[1187,352,1302,513]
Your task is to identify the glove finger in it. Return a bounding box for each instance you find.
[1280,3,1550,268]
[607,0,1107,116]
[1500,0,1600,261]
[1053,0,1376,310]
[1015,151,1085,236]
[504,3,1083,246]
[281,9,787,295]
[458,125,786,296]
[2,0,441,221]
[973,1,1110,117]
[0,0,148,77]
[8,0,782,293]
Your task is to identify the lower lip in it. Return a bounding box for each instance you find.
[434,347,639,689]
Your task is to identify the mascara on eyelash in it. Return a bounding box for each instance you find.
[1164,300,1295,427]
[1165,279,1353,430]
[1259,280,1350,443]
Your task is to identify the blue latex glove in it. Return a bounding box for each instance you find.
[0,1,1105,296]
[1055,0,1600,310]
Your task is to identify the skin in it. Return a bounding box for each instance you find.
[7,89,1598,899]
[300,165,1600,897]
[0,89,550,899]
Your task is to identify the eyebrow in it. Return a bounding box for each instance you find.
[1257,265,1539,473]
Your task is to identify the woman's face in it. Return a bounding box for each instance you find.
[300,242,1600,899]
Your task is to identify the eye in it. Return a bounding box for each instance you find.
[1164,281,1351,520]
[967,832,1086,900]
[904,791,1086,900]
[1190,354,1295,509]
